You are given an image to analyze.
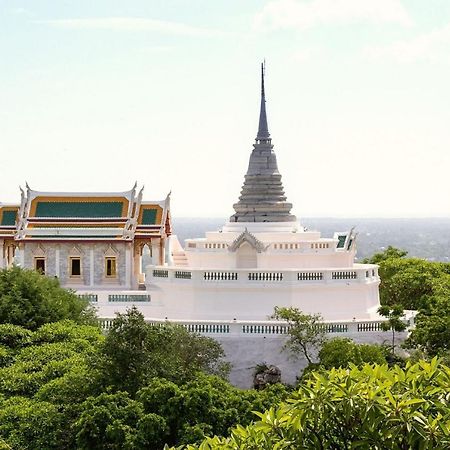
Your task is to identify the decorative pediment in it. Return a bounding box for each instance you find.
[228,229,267,253]
[68,245,84,257]
[32,244,46,257]
[104,244,119,257]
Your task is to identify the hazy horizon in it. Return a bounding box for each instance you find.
[172,216,450,262]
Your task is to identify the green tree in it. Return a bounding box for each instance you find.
[362,245,408,264]
[318,337,386,369]
[74,391,152,450]
[407,273,450,356]
[378,304,407,355]
[137,373,289,447]
[100,307,229,394]
[271,307,325,364]
[0,266,96,330]
[363,248,449,310]
[0,397,63,450]
[180,359,450,450]
[0,321,104,449]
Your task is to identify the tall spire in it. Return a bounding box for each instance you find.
[230,63,296,223]
[257,62,270,141]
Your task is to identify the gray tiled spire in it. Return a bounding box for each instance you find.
[257,63,270,140]
[230,64,296,223]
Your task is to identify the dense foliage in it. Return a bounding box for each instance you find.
[0,317,289,449]
[0,266,96,329]
[362,246,450,311]
[0,269,290,449]
[317,337,386,369]
[181,359,450,449]
[363,247,450,360]
[98,308,230,394]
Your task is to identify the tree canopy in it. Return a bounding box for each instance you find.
[98,307,230,393]
[271,306,325,364]
[0,306,289,449]
[317,337,386,370]
[362,247,449,310]
[0,266,96,330]
[180,359,450,450]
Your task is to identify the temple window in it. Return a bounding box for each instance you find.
[337,235,347,249]
[105,257,117,278]
[69,257,81,277]
[34,257,46,274]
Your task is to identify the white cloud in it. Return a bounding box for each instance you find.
[35,17,227,38]
[254,0,412,31]
[363,23,450,63]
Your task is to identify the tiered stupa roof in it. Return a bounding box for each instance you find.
[231,63,296,223]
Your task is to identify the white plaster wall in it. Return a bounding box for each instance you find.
[218,332,409,388]
[144,278,381,321]
[185,248,355,270]
[257,252,353,269]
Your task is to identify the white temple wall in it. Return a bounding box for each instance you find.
[145,279,381,321]
[184,249,355,270]
[185,251,236,269]
[219,332,409,388]
[257,252,354,269]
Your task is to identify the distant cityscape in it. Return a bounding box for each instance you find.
[172,217,450,262]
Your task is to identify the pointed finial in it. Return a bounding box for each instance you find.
[256,61,270,141]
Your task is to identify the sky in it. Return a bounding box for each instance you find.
[0,0,449,218]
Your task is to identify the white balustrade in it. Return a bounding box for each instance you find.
[147,266,378,285]
[97,316,412,335]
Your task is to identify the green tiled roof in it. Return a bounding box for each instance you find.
[35,202,124,218]
[142,208,158,225]
[1,210,17,226]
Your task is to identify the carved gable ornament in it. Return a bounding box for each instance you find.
[228,229,267,253]
[32,244,46,257]
[69,245,84,257]
[104,244,119,257]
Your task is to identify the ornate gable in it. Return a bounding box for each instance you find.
[228,229,267,253]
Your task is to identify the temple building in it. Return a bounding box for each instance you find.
[0,185,171,291]
[1,64,383,327]
[145,64,381,321]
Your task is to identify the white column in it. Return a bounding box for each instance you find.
[19,246,25,267]
[125,245,131,289]
[55,247,60,278]
[151,239,160,266]
[90,247,95,287]
[165,236,174,266]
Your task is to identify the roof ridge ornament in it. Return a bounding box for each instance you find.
[229,229,267,253]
